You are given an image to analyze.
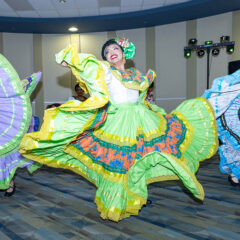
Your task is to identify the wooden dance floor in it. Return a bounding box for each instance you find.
[0,154,239,240]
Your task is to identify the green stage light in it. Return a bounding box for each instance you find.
[184,49,191,58]
[205,40,213,45]
[227,45,234,54]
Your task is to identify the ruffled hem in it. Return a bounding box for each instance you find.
[219,142,240,179]
[70,150,204,222]
[173,97,218,172]
[19,97,218,221]
[0,152,41,189]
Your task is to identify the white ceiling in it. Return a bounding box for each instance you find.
[0,0,192,18]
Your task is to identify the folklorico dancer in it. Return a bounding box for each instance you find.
[20,38,218,221]
[203,70,240,186]
[0,54,42,196]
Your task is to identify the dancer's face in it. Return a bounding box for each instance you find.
[104,44,124,65]
[76,86,84,96]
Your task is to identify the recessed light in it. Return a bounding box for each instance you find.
[68,26,78,32]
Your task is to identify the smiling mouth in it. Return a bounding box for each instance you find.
[110,54,117,60]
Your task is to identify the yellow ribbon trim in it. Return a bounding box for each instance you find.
[199,97,219,160]
[93,119,167,147]
[58,45,110,112]
[95,196,144,222]
[174,97,218,162]
[172,110,194,155]
[125,152,205,201]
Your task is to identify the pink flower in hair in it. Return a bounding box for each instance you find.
[117,37,129,48]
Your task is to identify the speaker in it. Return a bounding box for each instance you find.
[228,60,240,74]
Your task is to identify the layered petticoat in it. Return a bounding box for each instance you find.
[217,96,240,179]
[203,69,240,179]
[0,151,40,189]
[20,46,218,221]
[0,53,41,189]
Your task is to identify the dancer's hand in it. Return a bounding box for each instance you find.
[61,61,68,67]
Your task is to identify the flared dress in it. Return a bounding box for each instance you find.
[20,45,218,221]
[203,69,240,180]
[0,54,41,190]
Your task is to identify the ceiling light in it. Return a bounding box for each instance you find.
[59,0,67,3]
[68,26,78,32]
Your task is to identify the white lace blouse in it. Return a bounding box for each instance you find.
[101,62,139,104]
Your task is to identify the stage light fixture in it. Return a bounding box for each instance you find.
[184,38,235,90]
[226,44,234,54]
[184,49,191,58]
[212,48,220,56]
[197,49,205,57]
[205,40,213,45]
[188,38,197,45]
[220,36,230,42]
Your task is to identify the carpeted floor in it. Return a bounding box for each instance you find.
[0,154,239,240]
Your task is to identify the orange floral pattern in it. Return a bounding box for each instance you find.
[70,114,186,174]
[110,65,153,86]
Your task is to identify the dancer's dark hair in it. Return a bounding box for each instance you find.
[101,39,124,60]
[74,83,80,92]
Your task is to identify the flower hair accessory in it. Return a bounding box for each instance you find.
[115,37,136,60]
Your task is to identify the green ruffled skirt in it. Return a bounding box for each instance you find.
[20,97,218,221]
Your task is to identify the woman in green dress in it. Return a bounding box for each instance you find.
[20,38,218,222]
